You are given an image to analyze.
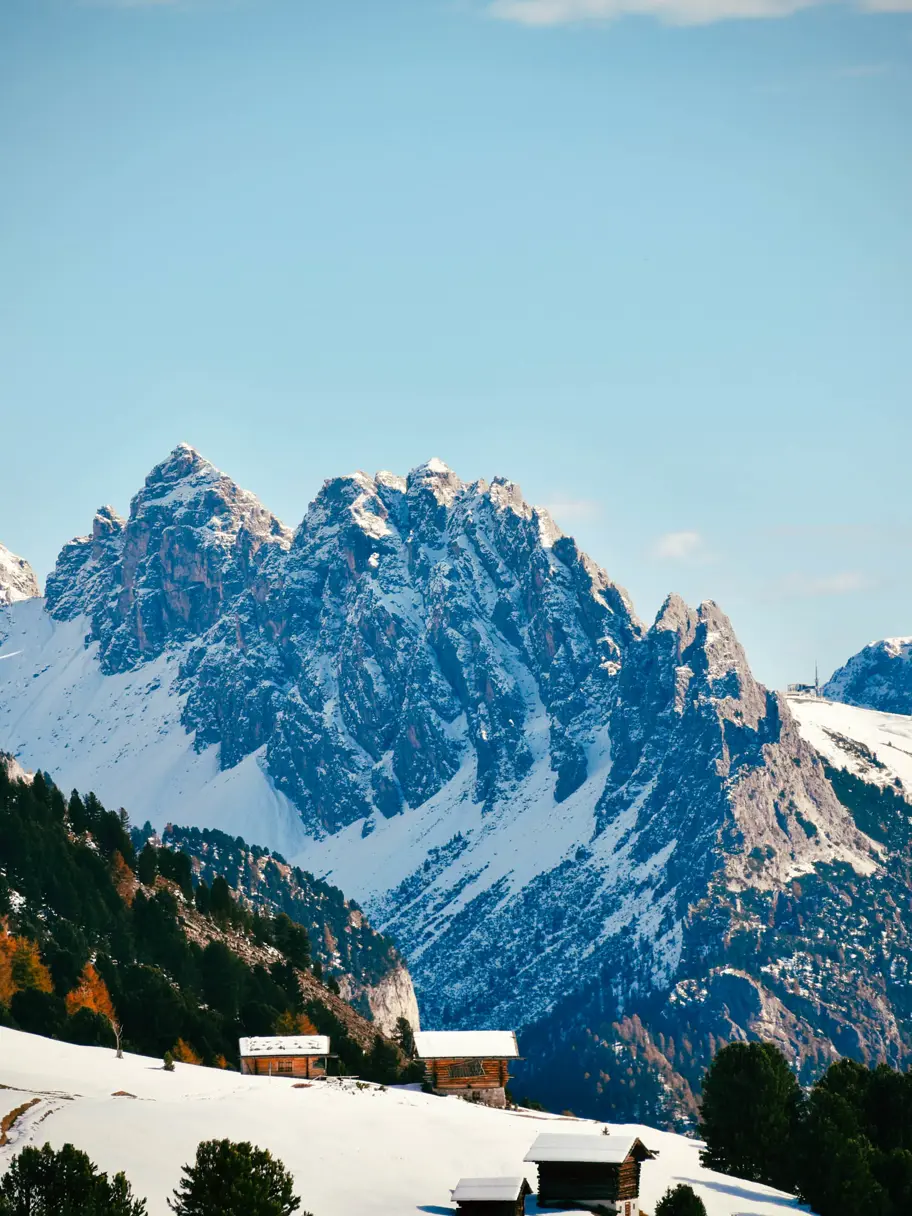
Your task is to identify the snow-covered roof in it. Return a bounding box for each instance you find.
[524,1133,646,1164]
[238,1035,330,1057]
[414,1030,519,1060]
[451,1176,529,1202]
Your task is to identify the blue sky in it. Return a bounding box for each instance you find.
[1,0,910,688]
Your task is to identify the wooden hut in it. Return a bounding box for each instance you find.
[414,1030,519,1108]
[524,1132,656,1214]
[238,1035,331,1079]
[450,1176,532,1216]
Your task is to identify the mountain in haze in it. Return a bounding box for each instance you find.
[823,637,912,716]
[2,444,910,1126]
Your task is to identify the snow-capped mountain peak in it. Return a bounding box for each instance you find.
[0,542,39,606]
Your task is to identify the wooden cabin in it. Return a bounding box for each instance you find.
[524,1132,656,1215]
[238,1035,331,1079]
[414,1030,519,1108]
[450,1176,532,1216]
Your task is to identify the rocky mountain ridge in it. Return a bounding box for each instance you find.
[824,637,912,716]
[0,542,39,606]
[1,444,907,1126]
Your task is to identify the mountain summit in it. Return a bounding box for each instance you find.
[0,447,905,1125]
[0,541,39,606]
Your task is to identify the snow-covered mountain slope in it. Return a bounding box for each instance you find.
[823,637,912,716]
[786,694,912,795]
[0,1029,802,1216]
[0,445,905,1126]
[0,542,39,607]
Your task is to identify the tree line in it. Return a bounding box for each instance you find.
[0,762,418,1084]
[699,1039,912,1215]
[0,1138,306,1215]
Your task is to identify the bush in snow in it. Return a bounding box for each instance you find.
[167,1139,306,1216]
[655,1183,707,1216]
[0,1142,145,1215]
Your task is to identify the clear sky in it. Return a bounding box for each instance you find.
[1,0,910,689]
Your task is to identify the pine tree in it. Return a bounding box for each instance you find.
[393,1016,416,1059]
[167,1140,304,1216]
[655,1184,707,1216]
[0,1142,146,1215]
[699,1041,801,1190]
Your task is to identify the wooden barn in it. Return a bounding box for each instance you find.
[450,1176,532,1216]
[238,1035,331,1079]
[414,1030,519,1108]
[524,1132,656,1215]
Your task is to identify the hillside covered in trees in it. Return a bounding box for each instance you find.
[0,756,419,1083]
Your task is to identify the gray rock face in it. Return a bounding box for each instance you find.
[0,542,39,607]
[824,638,912,715]
[35,447,905,1126]
[46,444,291,672]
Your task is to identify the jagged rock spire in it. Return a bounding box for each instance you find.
[0,542,39,606]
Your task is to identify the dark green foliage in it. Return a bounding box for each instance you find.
[272,914,311,970]
[10,990,66,1039]
[167,1139,303,1216]
[61,1006,116,1048]
[0,761,411,1084]
[393,1015,416,1058]
[137,843,158,887]
[825,762,911,851]
[654,1184,707,1216]
[147,822,399,991]
[796,1058,912,1216]
[209,875,234,921]
[699,1041,800,1189]
[194,879,211,914]
[164,1050,175,1071]
[0,1142,146,1215]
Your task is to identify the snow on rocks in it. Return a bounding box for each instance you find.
[0,543,39,607]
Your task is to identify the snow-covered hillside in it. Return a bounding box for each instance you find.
[0,1029,801,1216]
[786,694,912,795]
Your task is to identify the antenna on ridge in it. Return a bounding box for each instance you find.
[815,661,820,698]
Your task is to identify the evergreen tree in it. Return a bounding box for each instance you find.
[0,1142,145,1215]
[194,879,211,915]
[699,1041,801,1190]
[654,1184,707,1216]
[393,1016,416,1059]
[209,876,234,921]
[167,1140,304,1216]
[137,844,158,887]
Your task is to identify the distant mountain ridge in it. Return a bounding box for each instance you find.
[2,444,910,1126]
[824,637,912,716]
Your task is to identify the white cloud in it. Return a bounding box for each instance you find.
[774,571,874,598]
[489,0,911,25]
[652,529,705,561]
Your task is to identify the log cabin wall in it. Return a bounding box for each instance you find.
[240,1056,325,1078]
[425,1057,510,1091]
[537,1161,624,1204]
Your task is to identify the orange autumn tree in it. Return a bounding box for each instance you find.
[110,850,136,906]
[65,962,116,1023]
[172,1038,202,1065]
[0,932,53,1005]
[274,1010,319,1036]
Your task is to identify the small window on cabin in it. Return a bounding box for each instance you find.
[447,1060,486,1080]
[276,1059,293,1074]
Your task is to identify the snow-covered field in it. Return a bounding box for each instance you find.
[787,694,912,794]
[0,1031,802,1216]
